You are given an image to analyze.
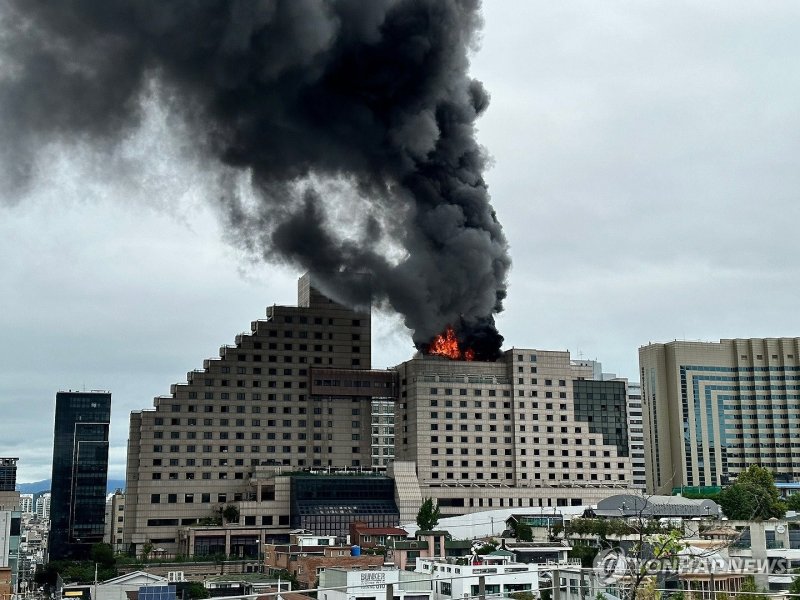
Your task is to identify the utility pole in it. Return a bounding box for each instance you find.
[552,569,560,600]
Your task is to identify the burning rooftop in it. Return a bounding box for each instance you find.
[425,325,476,362]
[417,317,504,362]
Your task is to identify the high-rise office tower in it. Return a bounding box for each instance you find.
[639,338,800,494]
[0,459,17,491]
[0,459,20,512]
[124,274,396,556]
[48,390,111,560]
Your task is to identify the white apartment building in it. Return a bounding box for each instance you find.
[19,495,33,515]
[416,555,539,600]
[320,567,432,600]
[34,494,50,521]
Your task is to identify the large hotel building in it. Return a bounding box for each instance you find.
[125,275,398,555]
[639,338,800,494]
[124,275,635,556]
[395,351,632,514]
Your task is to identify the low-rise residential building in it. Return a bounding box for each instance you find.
[416,554,539,600]
[503,512,565,542]
[500,540,572,565]
[714,519,800,591]
[319,567,431,600]
[387,531,471,571]
[286,530,336,549]
[263,532,384,590]
[349,521,408,549]
[204,575,292,597]
[19,513,47,593]
[60,572,170,600]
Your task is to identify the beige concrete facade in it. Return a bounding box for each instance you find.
[124,275,391,556]
[639,338,800,494]
[103,490,125,551]
[394,349,633,515]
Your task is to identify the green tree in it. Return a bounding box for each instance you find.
[91,543,116,568]
[717,465,786,520]
[788,573,800,596]
[786,493,800,512]
[513,522,533,542]
[222,504,240,524]
[568,543,599,568]
[177,582,210,600]
[141,541,154,562]
[740,576,768,600]
[416,497,441,531]
[35,559,117,588]
[475,541,497,555]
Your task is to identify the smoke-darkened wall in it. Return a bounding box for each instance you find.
[0,0,510,358]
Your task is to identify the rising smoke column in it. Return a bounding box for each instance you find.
[0,0,511,359]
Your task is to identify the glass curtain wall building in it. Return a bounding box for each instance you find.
[49,390,111,560]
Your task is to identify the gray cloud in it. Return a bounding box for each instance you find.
[3,2,800,481]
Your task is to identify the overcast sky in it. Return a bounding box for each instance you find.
[2,2,800,483]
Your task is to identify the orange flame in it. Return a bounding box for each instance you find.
[427,325,475,361]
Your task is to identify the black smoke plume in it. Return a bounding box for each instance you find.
[0,0,510,359]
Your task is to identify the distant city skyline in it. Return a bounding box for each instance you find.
[3,2,800,482]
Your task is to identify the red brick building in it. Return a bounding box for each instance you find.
[349,520,408,549]
[263,543,383,589]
